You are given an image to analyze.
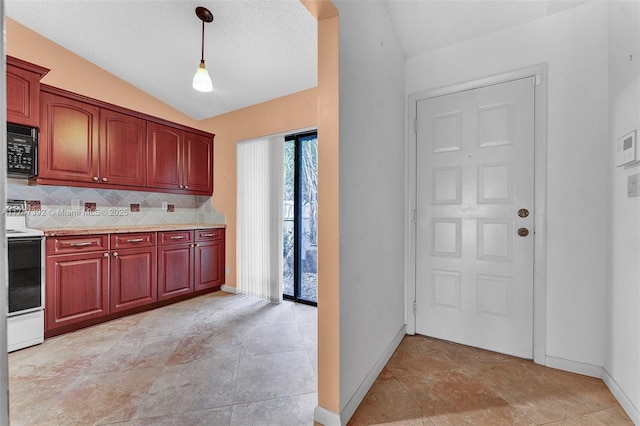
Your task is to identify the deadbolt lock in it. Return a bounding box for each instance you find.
[517,228,529,237]
[517,208,530,218]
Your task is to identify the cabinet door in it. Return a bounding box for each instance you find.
[157,243,194,300]
[183,132,214,194]
[194,240,225,291]
[100,109,146,187]
[6,64,40,127]
[110,247,157,313]
[147,122,182,190]
[39,92,100,183]
[46,251,109,332]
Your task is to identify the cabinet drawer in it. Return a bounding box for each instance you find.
[158,230,194,245]
[195,228,225,242]
[111,232,156,249]
[46,234,109,254]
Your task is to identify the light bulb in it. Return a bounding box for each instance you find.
[192,62,213,92]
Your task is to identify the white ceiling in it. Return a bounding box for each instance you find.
[5,1,590,122]
[387,0,590,58]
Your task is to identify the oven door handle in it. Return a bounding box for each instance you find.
[7,237,43,243]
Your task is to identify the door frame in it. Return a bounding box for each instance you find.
[405,64,548,364]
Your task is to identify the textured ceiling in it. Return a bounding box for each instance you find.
[6,0,318,121]
[6,1,590,121]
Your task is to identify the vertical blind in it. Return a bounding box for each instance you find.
[237,135,284,303]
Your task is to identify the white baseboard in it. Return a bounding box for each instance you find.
[602,368,640,425]
[220,284,238,294]
[339,325,406,425]
[314,406,341,426]
[544,355,603,378]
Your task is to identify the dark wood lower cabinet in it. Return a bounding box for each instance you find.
[195,240,225,291]
[45,228,225,337]
[110,247,157,313]
[157,243,194,301]
[46,251,110,331]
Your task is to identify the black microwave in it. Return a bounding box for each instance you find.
[7,123,37,179]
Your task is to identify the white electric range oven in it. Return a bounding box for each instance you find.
[5,200,45,352]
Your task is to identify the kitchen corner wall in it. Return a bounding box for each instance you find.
[7,179,225,228]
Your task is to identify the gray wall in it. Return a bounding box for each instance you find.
[335,0,406,418]
[606,1,640,422]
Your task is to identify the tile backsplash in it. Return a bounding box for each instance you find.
[7,179,225,228]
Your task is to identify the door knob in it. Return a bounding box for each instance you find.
[517,208,529,218]
[517,228,529,237]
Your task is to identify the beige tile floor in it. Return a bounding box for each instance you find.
[9,292,317,425]
[8,292,633,425]
[349,335,634,425]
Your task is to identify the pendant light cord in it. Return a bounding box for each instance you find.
[201,20,205,63]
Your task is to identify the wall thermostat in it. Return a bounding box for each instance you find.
[616,130,637,167]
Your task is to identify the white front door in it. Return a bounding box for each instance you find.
[415,77,535,358]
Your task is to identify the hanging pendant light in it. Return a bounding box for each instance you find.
[192,6,214,92]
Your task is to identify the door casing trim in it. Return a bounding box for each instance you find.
[404,64,548,364]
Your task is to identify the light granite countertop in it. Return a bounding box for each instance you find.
[36,223,226,237]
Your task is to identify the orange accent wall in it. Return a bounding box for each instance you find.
[302,0,341,417]
[197,88,317,290]
[6,18,200,129]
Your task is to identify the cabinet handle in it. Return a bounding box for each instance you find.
[170,236,185,240]
[70,242,93,247]
[178,185,184,189]
[103,252,109,258]
[92,176,99,181]
[113,252,119,257]
[202,233,216,237]
[184,186,189,189]
[126,238,145,243]
[101,177,108,182]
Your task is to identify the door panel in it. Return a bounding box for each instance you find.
[46,252,109,331]
[110,247,157,313]
[183,132,213,193]
[147,122,182,190]
[157,244,193,300]
[415,77,535,358]
[39,92,100,182]
[100,109,146,187]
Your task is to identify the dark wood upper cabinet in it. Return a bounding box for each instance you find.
[147,122,183,190]
[6,56,49,127]
[184,131,214,194]
[100,109,146,187]
[147,124,214,194]
[34,84,214,195]
[39,91,100,183]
